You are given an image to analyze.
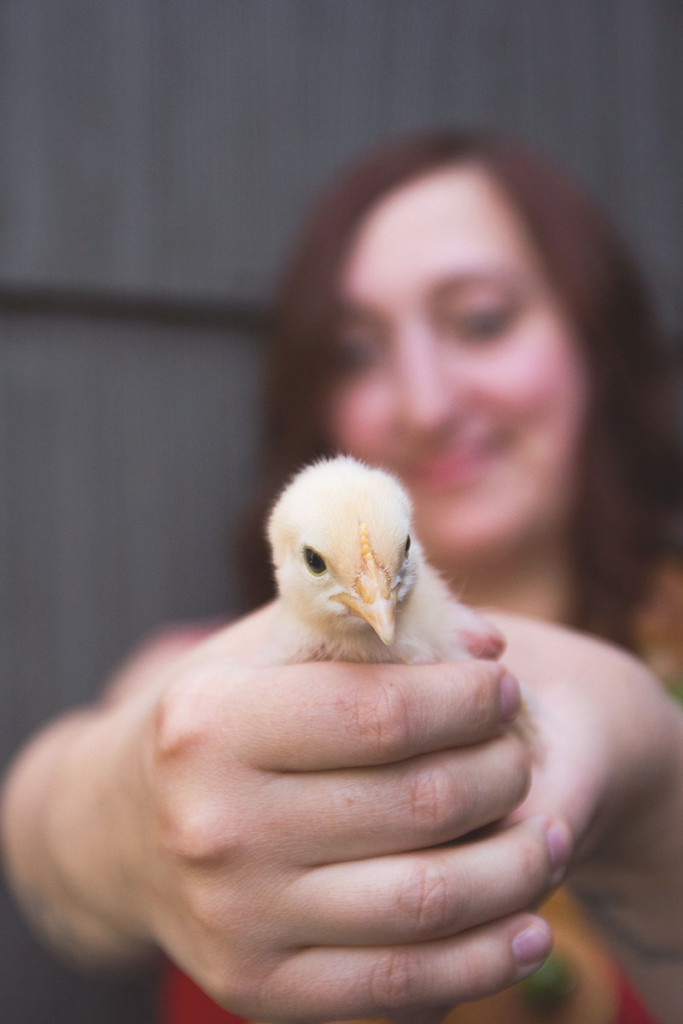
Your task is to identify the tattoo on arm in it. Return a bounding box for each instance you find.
[573,882,683,967]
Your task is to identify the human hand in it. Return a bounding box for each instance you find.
[489,613,683,1024]
[491,612,682,870]
[107,605,567,1022]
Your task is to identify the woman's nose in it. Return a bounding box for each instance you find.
[393,329,460,434]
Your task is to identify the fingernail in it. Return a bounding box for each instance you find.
[500,672,521,721]
[512,919,553,972]
[545,819,572,883]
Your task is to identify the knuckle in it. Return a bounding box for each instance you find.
[194,923,292,1017]
[201,963,255,1017]
[184,875,228,935]
[369,948,425,1009]
[398,859,452,937]
[149,680,246,866]
[351,678,413,759]
[158,801,227,863]
[406,764,458,837]
[152,677,212,762]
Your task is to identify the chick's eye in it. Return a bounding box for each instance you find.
[404,535,411,558]
[304,547,327,575]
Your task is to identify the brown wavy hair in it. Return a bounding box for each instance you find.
[241,130,682,647]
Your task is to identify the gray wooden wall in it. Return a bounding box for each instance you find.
[1,2,681,1021]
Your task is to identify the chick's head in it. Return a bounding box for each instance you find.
[267,457,418,644]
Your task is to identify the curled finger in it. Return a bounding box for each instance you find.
[278,816,571,947]
[247,914,554,1022]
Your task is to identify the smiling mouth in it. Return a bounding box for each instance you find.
[407,442,500,489]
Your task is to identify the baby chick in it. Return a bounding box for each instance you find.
[266,455,503,665]
[266,457,508,1024]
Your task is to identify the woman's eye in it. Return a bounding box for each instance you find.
[333,338,378,374]
[304,547,327,575]
[333,319,385,375]
[438,300,514,343]
[458,306,512,340]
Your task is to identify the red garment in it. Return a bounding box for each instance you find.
[161,964,246,1024]
[160,963,659,1024]
[615,972,660,1024]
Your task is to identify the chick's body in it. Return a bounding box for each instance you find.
[266,456,502,665]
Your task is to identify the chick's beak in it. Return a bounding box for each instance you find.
[356,591,397,646]
[335,524,397,645]
[335,587,397,645]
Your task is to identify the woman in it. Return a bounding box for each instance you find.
[2,132,683,1024]
[254,131,681,649]
[197,130,683,1022]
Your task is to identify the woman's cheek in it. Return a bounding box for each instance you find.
[493,324,588,430]
[327,383,395,458]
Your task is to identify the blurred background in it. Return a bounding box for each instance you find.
[1,2,681,1020]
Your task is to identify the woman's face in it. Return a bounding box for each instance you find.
[326,165,590,571]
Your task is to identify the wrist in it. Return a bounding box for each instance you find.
[39,704,157,965]
[575,665,683,877]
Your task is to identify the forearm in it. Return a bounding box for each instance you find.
[491,612,683,1023]
[571,689,683,1024]
[1,701,157,969]
[573,708,683,1024]
[0,629,208,969]
[572,867,683,1024]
